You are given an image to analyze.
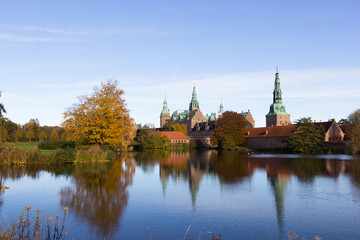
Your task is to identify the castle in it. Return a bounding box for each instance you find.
[160,85,255,133]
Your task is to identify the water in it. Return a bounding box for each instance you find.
[1,150,360,239]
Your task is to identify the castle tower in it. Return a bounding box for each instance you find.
[160,96,170,127]
[189,85,200,111]
[266,69,291,127]
[219,100,224,114]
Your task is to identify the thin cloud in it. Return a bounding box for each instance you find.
[3,93,39,104]
[37,81,101,89]
[0,33,74,42]
[0,25,189,37]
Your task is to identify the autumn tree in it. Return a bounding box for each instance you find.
[61,131,71,141]
[51,129,59,140]
[26,129,35,142]
[345,109,360,154]
[15,128,23,142]
[172,123,188,136]
[284,117,325,154]
[39,131,48,141]
[62,80,135,151]
[211,111,248,149]
[24,119,40,141]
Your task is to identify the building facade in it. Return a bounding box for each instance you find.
[266,70,291,127]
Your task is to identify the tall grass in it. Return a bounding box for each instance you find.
[0,206,68,240]
[0,145,115,166]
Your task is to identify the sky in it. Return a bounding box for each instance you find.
[0,0,359,128]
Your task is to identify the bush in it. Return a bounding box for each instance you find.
[75,144,113,162]
[26,148,43,163]
[48,148,76,164]
[38,140,75,150]
[0,148,27,165]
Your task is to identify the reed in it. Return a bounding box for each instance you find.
[0,206,68,240]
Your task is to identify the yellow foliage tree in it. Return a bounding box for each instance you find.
[61,131,71,141]
[172,123,188,136]
[50,129,59,140]
[26,129,35,142]
[39,131,48,140]
[62,80,135,151]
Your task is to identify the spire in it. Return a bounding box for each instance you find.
[273,68,282,104]
[189,85,200,111]
[219,98,224,113]
[161,94,169,114]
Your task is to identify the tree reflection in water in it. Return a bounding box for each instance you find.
[59,155,135,237]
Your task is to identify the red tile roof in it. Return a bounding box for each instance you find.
[245,125,296,138]
[245,120,336,138]
[157,131,189,139]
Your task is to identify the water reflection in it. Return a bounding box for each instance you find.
[59,156,136,237]
[135,150,360,235]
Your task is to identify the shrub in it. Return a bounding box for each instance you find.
[75,144,112,162]
[38,140,75,150]
[48,148,76,164]
[0,148,27,165]
[26,148,43,163]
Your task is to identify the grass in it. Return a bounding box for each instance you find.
[5,142,54,154]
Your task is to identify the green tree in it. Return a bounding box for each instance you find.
[211,111,248,149]
[51,129,59,140]
[159,135,169,149]
[162,118,174,131]
[172,123,188,136]
[4,119,18,142]
[0,91,5,118]
[136,126,162,149]
[284,117,325,154]
[62,80,135,151]
[39,131,48,141]
[345,109,360,154]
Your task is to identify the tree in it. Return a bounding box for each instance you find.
[15,128,24,142]
[345,109,360,154]
[172,123,188,136]
[284,117,325,154]
[211,111,248,149]
[24,119,40,141]
[0,91,5,118]
[61,131,71,141]
[62,80,135,151]
[51,129,59,140]
[136,126,161,149]
[39,131,48,141]
[26,129,35,142]
[162,118,174,131]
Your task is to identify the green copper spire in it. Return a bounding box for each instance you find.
[219,99,224,113]
[161,95,169,114]
[266,69,289,116]
[189,85,200,110]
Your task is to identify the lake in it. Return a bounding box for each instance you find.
[1,150,360,239]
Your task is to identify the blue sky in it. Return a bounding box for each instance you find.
[1,0,359,127]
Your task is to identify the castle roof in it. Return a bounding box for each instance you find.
[245,120,340,138]
[245,125,295,138]
[158,131,189,140]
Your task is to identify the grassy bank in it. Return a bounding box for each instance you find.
[4,142,54,154]
[0,143,115,166]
